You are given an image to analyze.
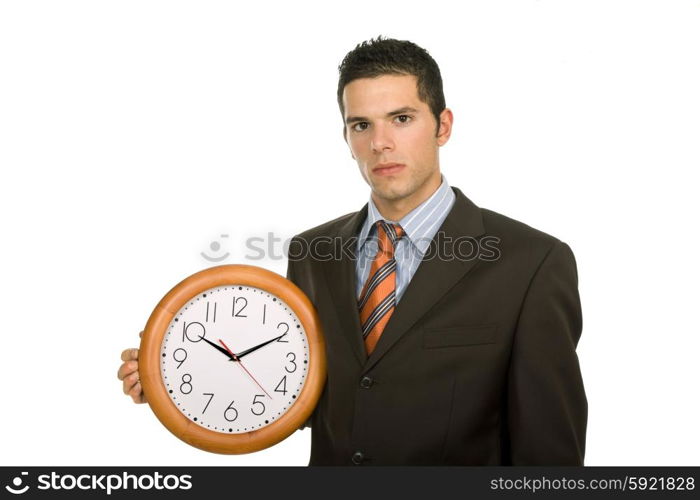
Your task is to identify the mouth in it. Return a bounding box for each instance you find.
[372,163,405,176]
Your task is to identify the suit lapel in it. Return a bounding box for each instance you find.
[320,187,486,371]
[364,187,485,371]
[322,204,369,366]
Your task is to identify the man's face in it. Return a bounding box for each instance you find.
[342,74,451,205]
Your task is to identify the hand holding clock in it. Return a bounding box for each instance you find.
[116,265,323,453]
[117,330,147,404]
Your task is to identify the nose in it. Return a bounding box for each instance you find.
[370,123,394,153]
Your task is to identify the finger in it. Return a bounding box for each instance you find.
[120,348,139,362]
[129,381,147,404]
[136,388,147,404]
[117,360,137,380]
[117,360,138,381]
[122,371,140,395]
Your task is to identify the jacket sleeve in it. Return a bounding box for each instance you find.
[507,240,587,465]
[286,240,313,431]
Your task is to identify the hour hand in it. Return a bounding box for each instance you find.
[198,335,235,360]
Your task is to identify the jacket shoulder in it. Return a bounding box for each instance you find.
[478,207,573,265]
[481,207,562,246]
[477,206,578,291]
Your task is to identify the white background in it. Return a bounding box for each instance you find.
[1,0,698,466]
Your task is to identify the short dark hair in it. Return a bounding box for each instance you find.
[337,36,446,129]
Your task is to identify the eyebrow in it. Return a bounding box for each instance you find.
[345,106,420,125]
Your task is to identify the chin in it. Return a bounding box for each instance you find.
[371,182,414,202]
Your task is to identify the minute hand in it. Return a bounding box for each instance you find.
[233,333,287,360]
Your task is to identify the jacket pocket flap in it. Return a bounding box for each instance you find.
[423,324,498,348]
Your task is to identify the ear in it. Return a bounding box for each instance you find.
[436,108,454,146]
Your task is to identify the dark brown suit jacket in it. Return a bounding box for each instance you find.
[286,187,587,465]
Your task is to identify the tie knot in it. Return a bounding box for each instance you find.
[376,220,405,252]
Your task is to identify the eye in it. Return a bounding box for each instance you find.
[394,114,412,124]
[351,122,369,132]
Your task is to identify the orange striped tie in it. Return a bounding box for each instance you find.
[358,220,405,355]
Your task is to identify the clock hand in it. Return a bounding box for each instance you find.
[197,335,235,361]
[232,333,287,360]
[218,339,273,400]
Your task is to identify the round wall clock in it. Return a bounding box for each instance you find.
[139,264,325,454]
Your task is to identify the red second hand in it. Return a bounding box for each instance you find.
[218,339,272,399]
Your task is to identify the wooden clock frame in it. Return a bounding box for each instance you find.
[139,264,326,454]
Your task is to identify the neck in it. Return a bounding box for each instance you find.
[372,171,442,222]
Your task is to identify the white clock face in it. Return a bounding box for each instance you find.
[160,285,310,434]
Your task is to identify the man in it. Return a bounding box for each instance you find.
[119,36,587,465]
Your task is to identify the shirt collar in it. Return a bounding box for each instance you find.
[357,175,454,256]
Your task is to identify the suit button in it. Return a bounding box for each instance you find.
[352,451,364,465]
[360,376,373,389]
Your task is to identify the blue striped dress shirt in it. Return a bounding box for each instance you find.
[355,175,456,303]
